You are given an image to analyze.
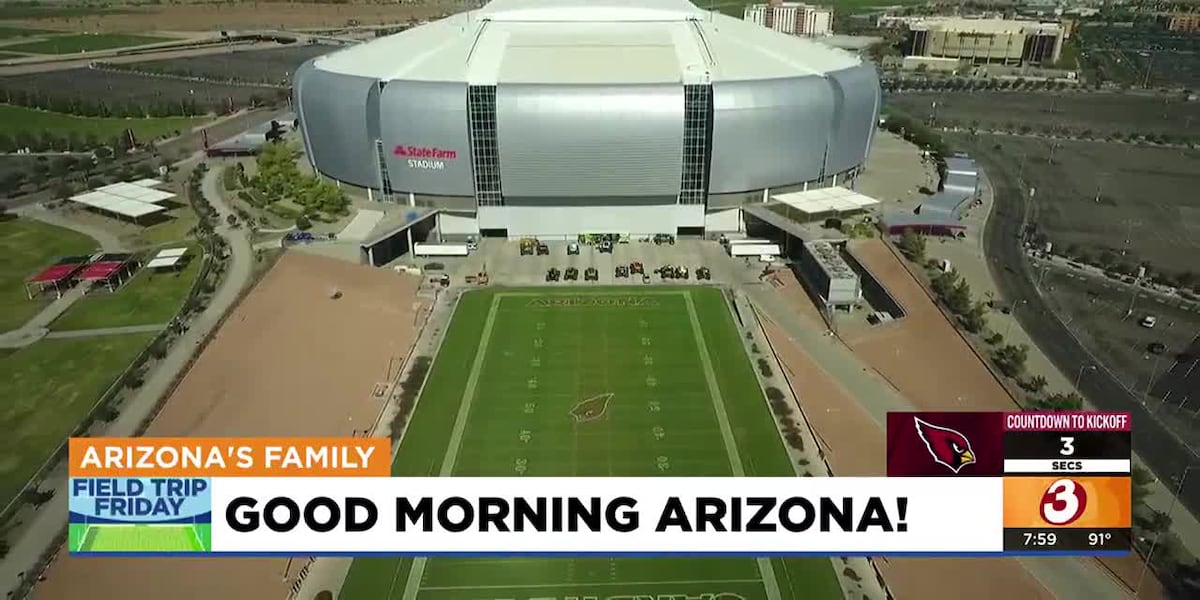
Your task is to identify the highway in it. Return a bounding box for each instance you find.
[980,157,1200,519]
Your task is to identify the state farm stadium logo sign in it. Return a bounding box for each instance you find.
[394,145,457,171]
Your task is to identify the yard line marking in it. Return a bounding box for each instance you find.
[400,294,503,600]
[682,291,779,600]
[419,578,767,591]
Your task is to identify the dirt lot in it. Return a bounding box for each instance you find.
[33,251,423,600]
[6,1,468,33]
[888,92,1200,139]
[953,133,1200,275]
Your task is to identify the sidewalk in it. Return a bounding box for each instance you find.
[0,163,255,599]
[924,174,1200,559]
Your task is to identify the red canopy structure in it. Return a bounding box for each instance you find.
[24,256,91,299]
[80,253,139,292]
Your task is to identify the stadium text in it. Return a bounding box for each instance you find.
[223,495,909,534]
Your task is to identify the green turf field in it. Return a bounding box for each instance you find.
[70,523,210,552]
[0,105,205,141]
[340,288,841,600]
[1,33,169,54]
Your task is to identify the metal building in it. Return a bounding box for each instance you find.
[293,0,881,239]
[798,240,860,308]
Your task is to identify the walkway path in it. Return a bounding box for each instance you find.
[44,324,168,339]
[0,162,255,600]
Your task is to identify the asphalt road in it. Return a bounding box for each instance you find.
[980,157,1200,518]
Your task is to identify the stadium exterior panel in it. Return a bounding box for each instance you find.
[294,0,881,238]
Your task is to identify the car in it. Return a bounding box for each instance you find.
[536,243,550,256]
[565,267,579,281]
[585,267,599,281]
[642,273,651,284]
[599,240,614,254]
[678,266,689,280]
[653,234,675,245]
[546,268,560,282]
[520,239,536,256]
[658,265,674,279]
[696,267,711,280]
[1148,342,1167,355]
[567,243,580,255]
[630,262,644,275]
[615,265,629,278]
[1140,315,1158,328]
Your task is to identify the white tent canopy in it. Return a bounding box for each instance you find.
[146,247,188,269]
[95,181,175,204]
[770,186,880,214]
[70,190,166,218]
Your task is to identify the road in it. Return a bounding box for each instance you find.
[0,163,254,600]
[979,151,1200,519]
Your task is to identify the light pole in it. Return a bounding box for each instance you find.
[1074,364,1096,390]
[1004,299,1027,339]
[1137,465,1199,595]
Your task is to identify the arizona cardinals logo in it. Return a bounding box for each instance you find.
[914,417,976,473]
[569,393,613,423]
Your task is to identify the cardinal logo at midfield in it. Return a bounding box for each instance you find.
[569,393,614,423]
[914,417,976,474]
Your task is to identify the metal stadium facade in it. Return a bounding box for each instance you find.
[293,0,881,239]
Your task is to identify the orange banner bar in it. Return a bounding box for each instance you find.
[1003,476,1131,529]
[69,437,391,477]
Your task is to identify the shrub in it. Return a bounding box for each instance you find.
[295,215,312,231]
[765,387,785,402]
[756,357,773,377]
[842,567,862,582]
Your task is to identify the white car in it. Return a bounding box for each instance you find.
[466,238,478,252]
[1140,315,1157,328]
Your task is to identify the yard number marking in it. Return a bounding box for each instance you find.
[514,458,528,475]
[527,376,539,390]
[652,425,666,440]
[519,429,532,443]
[656,456,670,471]
[523,402,537,414]
[639,319,648,328]
[648,400,661,412]
[641,336,652,346]
[533,338,544,349]
[531,356,541,368]
[536,321,546,331]
[643,354,654,366]
[645,375,657,388]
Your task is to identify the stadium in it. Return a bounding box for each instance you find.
[292,0,881,240]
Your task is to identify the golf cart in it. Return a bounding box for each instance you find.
[546,267,561,282]
[615,265,629,278]
[653,234,675,246]
[677,266,689,280]
[536,242,550,256]
[585,267,599,281]
[630,261,644,275]
[565,267,579,281]
[599,240,614,254]
[696,267,711,280]
[519,238,536,256]
[567,243,580,255]
[658,265,675,280]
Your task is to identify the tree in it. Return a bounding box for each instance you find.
[1032,392,1083,411]
[1132,466,1155,508]
[53,182,74,201]
[1020,374,1048,394]
[931,268,960,299]
[945,278,973,315]
[898,229,926,261]
[961,300,988,333]
[295,214,312,230]
[1135,509,1172,535]
[992,343,1029,378]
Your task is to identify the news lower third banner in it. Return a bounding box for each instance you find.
[66,437,1126,557]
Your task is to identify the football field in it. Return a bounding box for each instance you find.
[340,288,841,600]
[70,523,210,552]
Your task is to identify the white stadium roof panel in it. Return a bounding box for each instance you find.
[311,0,862,84]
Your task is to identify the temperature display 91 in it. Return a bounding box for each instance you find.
[1005,528,1128,552]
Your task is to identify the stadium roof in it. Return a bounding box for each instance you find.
[314,0,863,84]
[770,186,880,214]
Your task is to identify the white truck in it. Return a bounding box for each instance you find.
[413,243,469,257]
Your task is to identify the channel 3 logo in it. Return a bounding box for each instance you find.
[1039,478,1088,526]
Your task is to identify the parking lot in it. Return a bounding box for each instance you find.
[422,238,767,288]
[1036,263,1200,445]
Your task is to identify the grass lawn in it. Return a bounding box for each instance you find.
[340,288,841,600]
[0,332,155,509]
[0,26,54,40]
[1,33,169,54]
[0,52,31,59]
[0,218,98,332]
[0,104,206,141]
[133,204,199,248]
[52,247,202,331]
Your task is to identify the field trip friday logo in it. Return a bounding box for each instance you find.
[527,296,661,308]
[69,477,211,553]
